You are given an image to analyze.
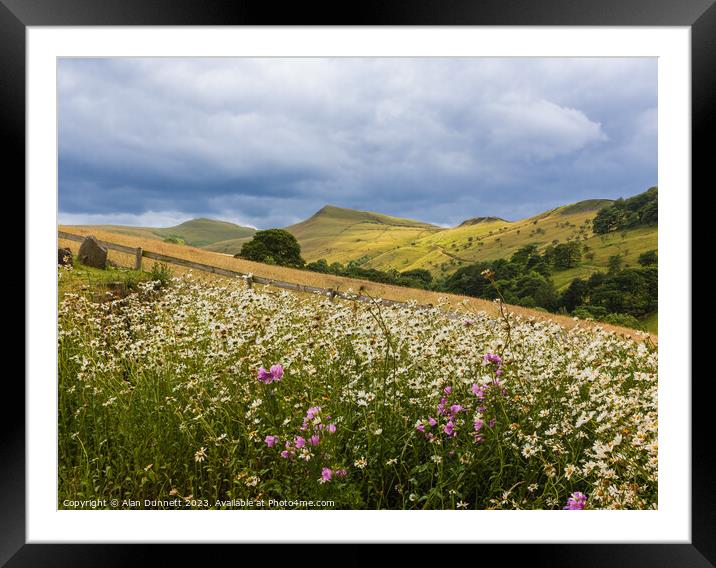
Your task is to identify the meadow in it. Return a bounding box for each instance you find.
[58,264,658,510]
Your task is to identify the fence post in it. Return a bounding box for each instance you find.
[134,247,143,271]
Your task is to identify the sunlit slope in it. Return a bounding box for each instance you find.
[548,225,659,289]
[65,218,255,248]
[362,199,655,288]
[284,205,441,264]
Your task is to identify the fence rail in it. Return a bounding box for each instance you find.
[57,231,420,309]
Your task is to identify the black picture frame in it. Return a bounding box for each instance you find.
[7,0,706,564]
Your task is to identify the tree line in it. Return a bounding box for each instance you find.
[592,186,657,234]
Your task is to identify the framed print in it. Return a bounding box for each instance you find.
[8,0,708,564]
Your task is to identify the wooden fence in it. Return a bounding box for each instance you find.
[57,231,426,310]
[58,231,656,341]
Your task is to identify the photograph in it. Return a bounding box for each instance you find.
[56,56,659,511]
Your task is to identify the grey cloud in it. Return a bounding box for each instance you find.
[58,57,657,228]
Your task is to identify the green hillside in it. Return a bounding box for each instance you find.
[283,205,441,264]
[202,236,255,254]
[66,218,256,248]
[359,199,633,282]
[153,218,255,247]
[280,197,655,294]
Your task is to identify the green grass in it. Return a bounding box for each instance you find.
[58,259,154,300]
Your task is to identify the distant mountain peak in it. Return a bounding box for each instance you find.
[458,216,506,227]
[175,217,245,227]
[305,205,438,229]
[312,204,343,216]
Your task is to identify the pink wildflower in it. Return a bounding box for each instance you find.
[264,435,278,447]
[309,435,320,446]
[295,436,306,449]
[564,492,587,510]
[321,467,333,482]
[257,364,284,384]
[471,384,485,399]
[443,421,456,437]
[270,364,284,381]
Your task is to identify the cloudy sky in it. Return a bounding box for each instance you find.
[58,58,657,229]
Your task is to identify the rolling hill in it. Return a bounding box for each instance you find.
[64,193,657,292]
[277,198,656,293]
[360,199,623,282]
[65,218,256,248]
[283,205,441,264]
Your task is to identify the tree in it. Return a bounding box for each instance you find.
[589,267,657,317]
[401,268,433,288]
[638,250,658,266]
[510,244,539,268]
[593,187,658,234]
[560,278,588,312]
[607,254,624,274]
[551,242,582,269]
[307,259,331,273]
[236,229,305,268]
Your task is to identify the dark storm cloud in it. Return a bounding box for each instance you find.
[58,58,657,228]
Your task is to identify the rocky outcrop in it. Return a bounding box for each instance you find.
[77,236,107,269]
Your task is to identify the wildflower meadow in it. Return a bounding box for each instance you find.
[58,272,657,510]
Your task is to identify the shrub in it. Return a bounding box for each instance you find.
[149,262,173,288]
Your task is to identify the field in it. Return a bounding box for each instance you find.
[58,267,658,510]
[58,226,655,341]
